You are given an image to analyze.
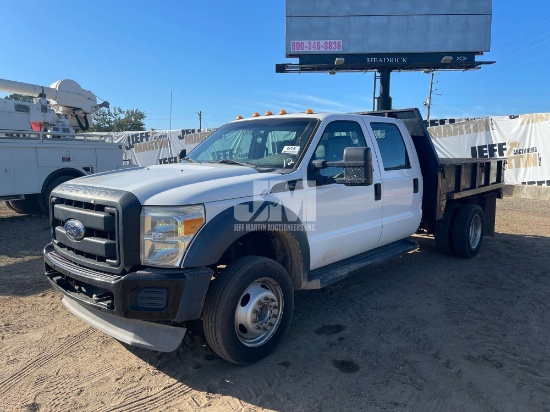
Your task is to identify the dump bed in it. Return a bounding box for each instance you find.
[358,108,505,233]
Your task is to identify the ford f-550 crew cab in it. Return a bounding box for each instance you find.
[44,109,505,365]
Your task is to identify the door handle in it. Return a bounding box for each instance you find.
[413,178,419,193]
[374,183,382,201]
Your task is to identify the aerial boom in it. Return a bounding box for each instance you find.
[0,78,58,99]
[0,78,109,132]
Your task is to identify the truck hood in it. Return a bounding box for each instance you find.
[68,163,290,205]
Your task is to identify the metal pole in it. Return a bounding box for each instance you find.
[376,70,392,111]
[168,91,174,157]
[372,72,378,112]
[198,111,202,131]
[426,72,434,123]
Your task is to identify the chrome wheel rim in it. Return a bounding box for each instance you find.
[234,278,284,347]
[469,214,482,249]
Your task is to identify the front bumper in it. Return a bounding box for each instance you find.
[62,297,187,352]
[44,243,213,323]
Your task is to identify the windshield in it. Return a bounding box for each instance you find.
[188,118,319,169]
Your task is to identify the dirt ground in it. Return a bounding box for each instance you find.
[1,197,549,411]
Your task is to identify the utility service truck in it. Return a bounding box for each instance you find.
[44,108,505,364]
[0,78,122,214]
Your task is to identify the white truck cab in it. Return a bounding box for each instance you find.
[44,109,505,364]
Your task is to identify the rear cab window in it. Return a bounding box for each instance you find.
[370,122,411,171]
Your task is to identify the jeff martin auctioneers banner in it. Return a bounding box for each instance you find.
[109,129,214,167]
[428,113,550,186]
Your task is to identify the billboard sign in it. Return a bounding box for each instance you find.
[285,0,492,57]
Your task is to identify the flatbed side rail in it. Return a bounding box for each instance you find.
[439,158,506,201]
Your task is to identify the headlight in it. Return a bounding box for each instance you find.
[141,205,205,267]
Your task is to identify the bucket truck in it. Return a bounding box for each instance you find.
[0,78,123,214]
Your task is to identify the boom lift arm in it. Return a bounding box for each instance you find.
[0,78,109,132]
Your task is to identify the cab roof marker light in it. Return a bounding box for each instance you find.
[252,112,260,117]
[306,109,314,114]
[236,115,243,120]
[279,110,287,115]
[265,111,273,116]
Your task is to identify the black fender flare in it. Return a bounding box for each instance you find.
[182,200,311,275]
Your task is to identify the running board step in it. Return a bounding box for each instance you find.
[304,239,418,290]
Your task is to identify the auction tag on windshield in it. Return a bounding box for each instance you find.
[282,146,300,154]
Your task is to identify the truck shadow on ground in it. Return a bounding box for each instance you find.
[0,211,48,225]
[127,232,550,411]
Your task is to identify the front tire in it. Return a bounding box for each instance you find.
[452,204,484,258]
[4,201,17,212]
[202,256,294,365]
[7,195,42,214]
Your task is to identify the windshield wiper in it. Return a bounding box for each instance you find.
[207,159,276,172]
[209,159,253,167]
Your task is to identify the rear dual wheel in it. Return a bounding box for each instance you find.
[434,202,460,254]
[202,256,294,365]
[452,204,484,258]
[434,203,484,258]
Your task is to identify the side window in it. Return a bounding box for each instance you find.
[370,122,410,170]
[309,121,367,185]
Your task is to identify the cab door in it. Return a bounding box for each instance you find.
[363,119,423,246]
[303,118,383,270]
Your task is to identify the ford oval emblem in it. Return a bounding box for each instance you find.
[64,219,86,241]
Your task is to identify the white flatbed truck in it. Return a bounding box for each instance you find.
[44,108,505,364]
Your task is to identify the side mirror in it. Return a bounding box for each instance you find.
[312,159,326,170]
[178,149,187,160]
[326,147,373,186]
